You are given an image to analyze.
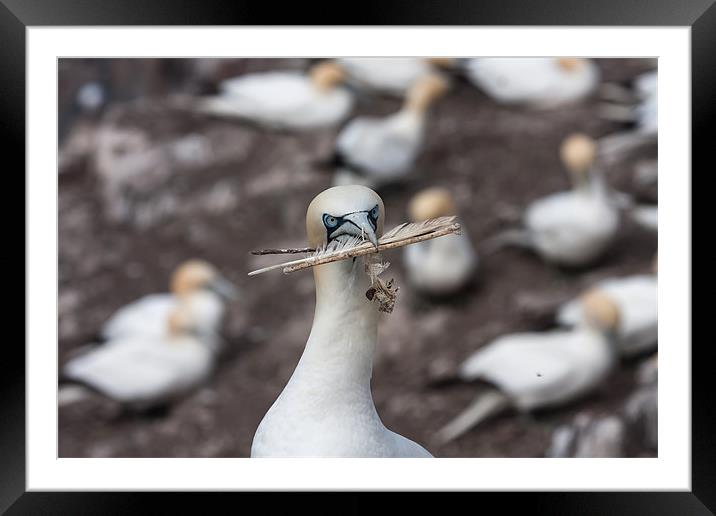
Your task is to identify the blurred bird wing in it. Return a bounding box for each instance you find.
[459,333,575,394]
[101,293,175,340]
[63,337,210,403]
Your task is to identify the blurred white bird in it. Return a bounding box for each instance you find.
[198,61,353,131]
[58,294,222,411]
[251,186,433,457]
[331,73,449,188]
[464,58,599,109]
[629,204,658,232]
[338,57,454,96]
[556,258,657,357]
[437,289,620,444]
[101,260,237,351]
[403,187,477,296]
[487,133,620,267]
[599,70,657,161]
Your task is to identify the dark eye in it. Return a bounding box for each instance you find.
[323,214,339,228]
[370,205,379,219]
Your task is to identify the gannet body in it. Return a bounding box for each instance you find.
[557,274,657,357]
[338,57,446,95]
[403,188,477,296]
[498,134,619,267]
[599,70,657,161]
[437,290,619,443]
[465,58,599,108]
[199,62,353,131]
[251,185,432,457]
[62,332,215,410]
[331,74,448,188]
[100,261,236,350]
[525,185,619,266]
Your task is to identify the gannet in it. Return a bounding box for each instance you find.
[629,204,658,232]
[101,260,237,352]
[331,73,449,188]
[338,57,453,96]
[464,58,599,109]
[599,70,657,161]
[251,185,433,457]
[488,133,620,267]
[436,289,619,443]
[198,61,353,131]
[556,258,657,357]
[60,265,232,410]
[403,187,477,296]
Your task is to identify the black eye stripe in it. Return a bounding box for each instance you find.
[323,205,380,240]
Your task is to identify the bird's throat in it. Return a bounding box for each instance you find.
[299,258,379,388]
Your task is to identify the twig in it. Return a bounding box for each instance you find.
[250,247,315,255]
[247,222,461,276]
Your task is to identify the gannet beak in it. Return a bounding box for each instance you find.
[343,212,379,249]
[209,276,241,301]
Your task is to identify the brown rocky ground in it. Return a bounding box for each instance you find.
[58,58,657,458]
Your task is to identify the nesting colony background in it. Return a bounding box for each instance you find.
[58,58,657,458]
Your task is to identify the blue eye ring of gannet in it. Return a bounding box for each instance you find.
[323,204,380,245]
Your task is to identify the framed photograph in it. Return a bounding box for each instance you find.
[7,0,709,511]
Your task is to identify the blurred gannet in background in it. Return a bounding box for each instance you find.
[437,290,620,444]
[331,73,449,188]
[101,260,237,350]
[629,204,658,232]
[198,61,353,131]
[557,257,657,357]
[251,185,432,457]
[59,262,236,410]
[599,70,657,162]
[403,187,477,296]
[338,57,454,96]
[464,58,599,109]
[487,133,620,267]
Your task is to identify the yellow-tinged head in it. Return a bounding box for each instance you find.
[426,57,456,69]
[408,187,457,222]
[170,259,238,300]
[560,132,597,175]
[557,57,587,72]
[310,61,347,91]
[306,185,385,249]
[581,289,621,332]
[405,73,449,112]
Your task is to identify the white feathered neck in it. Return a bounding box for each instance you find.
[293,257,379,391]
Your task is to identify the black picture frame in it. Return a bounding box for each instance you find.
[5,0,709,512]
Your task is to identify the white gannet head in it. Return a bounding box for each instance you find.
[170,259,238,301]
[580,289,621,334]
[557,57,588,72]
[309,61,347,92]
[306,185,385,250]
[408,187,457,222]
[405,73,449,113]
[560,132,597,189]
